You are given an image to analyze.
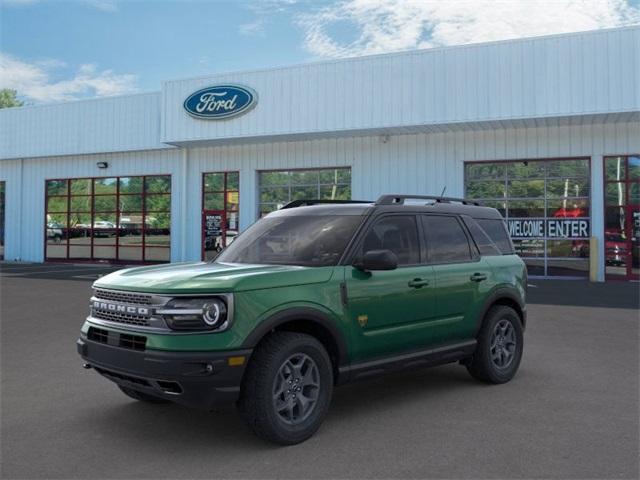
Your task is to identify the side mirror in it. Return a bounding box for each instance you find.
[353,249,398,271]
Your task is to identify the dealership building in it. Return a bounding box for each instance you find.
[0,26,638,281]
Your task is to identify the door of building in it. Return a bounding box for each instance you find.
[604,156,639,280]
[202,172,239,261]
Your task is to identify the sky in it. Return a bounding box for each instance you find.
[1,0,639,104]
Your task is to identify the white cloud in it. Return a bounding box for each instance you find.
[0,53,138,103]
[239,18,266,36]
[297,0,640,58]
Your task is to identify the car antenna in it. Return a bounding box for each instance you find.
[439,186,447,201]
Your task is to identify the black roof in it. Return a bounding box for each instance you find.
[272,195,503,220]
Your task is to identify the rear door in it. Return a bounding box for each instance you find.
[345,214,436,362]
[421,215,491,344]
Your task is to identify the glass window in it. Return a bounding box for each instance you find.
[119,177,143,194]
[506,161,545,178]
[47,180,68,196]
[508,200,545,218]
[462,217,501,256]
[44,175,171,263]
[204,173,225,192]
[466,163,506,180]
[422,215,472,263]
[465,158,591,277]
[361,216,420,266]
[217,215,363,267]
[629,156,640,180]
[258,168,351,216]
[70,179,92,195]
[145,176,171,193]
[93,178,117,195]
[465,180,505,199]
[476,219,514,254]
[605,157,626,181]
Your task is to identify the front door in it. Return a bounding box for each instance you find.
[202,210,226,261]
[202,171,240,261]
[604,156,639,280]
[345,215,437,362]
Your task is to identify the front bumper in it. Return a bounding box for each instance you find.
[77,335,252,410]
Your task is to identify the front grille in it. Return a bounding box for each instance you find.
[87,326,109,344]
[92,309,151,327]
[119,333,146,351]
[94,288,153,305]
[87,326,147,351]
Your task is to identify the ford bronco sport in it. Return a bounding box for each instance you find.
[77,194,527,445]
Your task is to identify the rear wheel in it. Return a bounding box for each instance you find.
[238,331,333,445]
[118,385,170,404]
[466,306,523,384]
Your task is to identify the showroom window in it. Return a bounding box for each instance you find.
[603,155,639,280]
[0,181,4,260]
[45,175,171,263]
[465,158,591,277]
[258,168,351,216]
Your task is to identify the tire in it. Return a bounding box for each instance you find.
[238,332,334,445]
[118,385,170,404]
[466,306,524,384]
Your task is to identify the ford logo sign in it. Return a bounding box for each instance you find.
[183,84,257,120]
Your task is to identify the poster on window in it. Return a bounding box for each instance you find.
[508,219,590,238]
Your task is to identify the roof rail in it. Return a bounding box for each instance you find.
[281,199,373,209]
[375,194,481,206]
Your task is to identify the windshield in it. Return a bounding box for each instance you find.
[216,215,363,266]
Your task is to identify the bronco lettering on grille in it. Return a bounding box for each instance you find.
[92,300,149,316]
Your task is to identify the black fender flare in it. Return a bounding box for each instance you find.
[475,287,527,334]
[241,307,349,367]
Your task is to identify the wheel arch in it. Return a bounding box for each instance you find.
[476,288,526,334]
[242,307,349,379]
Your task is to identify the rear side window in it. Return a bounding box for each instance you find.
[476,219,514,254]
[422,215,472,263]
[462,217,502,256]
[360,215,420,265]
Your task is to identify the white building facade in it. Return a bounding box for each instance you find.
[1,27,638,281]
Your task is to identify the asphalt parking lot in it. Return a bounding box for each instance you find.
[1,263,638,479]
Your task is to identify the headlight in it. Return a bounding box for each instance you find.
[158,297,229,331]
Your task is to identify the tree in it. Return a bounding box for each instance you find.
[0,89,24,109]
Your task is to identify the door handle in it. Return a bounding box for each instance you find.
[408,278,430,288]
[470,273,487,282]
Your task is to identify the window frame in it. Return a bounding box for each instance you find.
[43,174,171,264]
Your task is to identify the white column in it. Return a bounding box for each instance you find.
[239,169,257,231]
[590,155,605,282]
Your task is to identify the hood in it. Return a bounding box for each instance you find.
[93,262,336,294]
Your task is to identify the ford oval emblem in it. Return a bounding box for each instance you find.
[183,84,257,120]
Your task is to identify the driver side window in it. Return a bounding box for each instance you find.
[360,216,420,265]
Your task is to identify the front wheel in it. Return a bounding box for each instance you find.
[466,306,524,384]
[238,332,333,445]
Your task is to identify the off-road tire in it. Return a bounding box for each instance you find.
[118,385,170,404]
[466,305,523,384]
[238,331,333,445]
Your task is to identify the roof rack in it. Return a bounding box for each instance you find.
[375,194,481,206]
[281,199,373,209]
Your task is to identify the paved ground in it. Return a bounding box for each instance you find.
[1,263,638,479]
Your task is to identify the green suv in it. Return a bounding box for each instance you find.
[77,195,527,444]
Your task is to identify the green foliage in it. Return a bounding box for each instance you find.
[0,89,23,109]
